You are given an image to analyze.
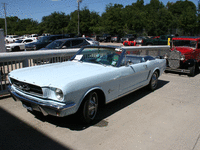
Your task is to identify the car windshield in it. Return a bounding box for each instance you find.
[173,40,197,48]
[72,47,122,67]
[15,40,23,43]
[37,36,50,43]
[46,40,64,49]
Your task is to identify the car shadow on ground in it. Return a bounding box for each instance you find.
[165,69,200,77]
[32,79,169,131]
[0,107,73,150]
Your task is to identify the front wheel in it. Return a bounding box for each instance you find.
[188,64,195,77]
[80,91,98,124]
[148,71,158,91]
[13,46,20,52]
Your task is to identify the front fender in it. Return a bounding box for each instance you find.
[184,59,196,67]
[75,86,105,112]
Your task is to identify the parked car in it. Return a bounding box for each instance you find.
[111,35,121,43]
[142,35,174,46]
[6,39,34,52]
[25,34,38,42]
[120,34,136,43]
[5,35,21,43]
[40,38,91,50]
[84,37,99,46]
[99,34,112,42]
[8,45,166,124]
[165,36,200,76]
[25,35,67,51]
[135,36,150,46]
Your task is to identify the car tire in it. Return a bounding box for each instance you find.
[148,71,158,91]
[80,91,98,124]
[13,46,20,52]
[188,64,195,77]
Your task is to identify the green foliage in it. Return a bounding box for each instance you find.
[0,0,199,36]
[41,11,70,34]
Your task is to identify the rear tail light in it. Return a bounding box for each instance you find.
[141,40,143,43]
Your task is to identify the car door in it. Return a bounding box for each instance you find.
[118,60,151,96]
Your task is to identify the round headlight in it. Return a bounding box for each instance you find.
[180,55,185,61]
[164,54,168,59]
[55,88,63,100]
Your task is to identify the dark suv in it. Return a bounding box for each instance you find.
[25,35,67,50]
[99,34,112,42]
[120,34,136,43]
[40,38,90,50]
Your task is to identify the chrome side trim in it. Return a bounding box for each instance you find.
[106,84,147,104]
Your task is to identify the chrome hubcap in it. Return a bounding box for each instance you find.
[88,93,98,119]
[151,73,158,88]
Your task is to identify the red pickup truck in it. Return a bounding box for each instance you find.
[165,36,200,76]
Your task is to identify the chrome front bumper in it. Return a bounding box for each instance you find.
[8,85,76,117]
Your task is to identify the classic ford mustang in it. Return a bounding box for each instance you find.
[8,46,166,123]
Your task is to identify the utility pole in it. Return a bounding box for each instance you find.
[2,3,7,36]
[77,0,82,36]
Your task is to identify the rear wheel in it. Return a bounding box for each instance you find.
[80,91,98,124]
[148,71,158,91]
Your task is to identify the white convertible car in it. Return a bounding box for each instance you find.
[8,46,166,123]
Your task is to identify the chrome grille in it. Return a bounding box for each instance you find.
[10,78,43,96]
[168,50,181,69]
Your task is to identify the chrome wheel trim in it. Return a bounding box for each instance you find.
[151,72,158,89]
[88,92,98,120]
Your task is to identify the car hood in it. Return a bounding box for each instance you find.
[173,47,194,55]
[26,42,44,47]
[6,43,23,46]
[9,61,117,88]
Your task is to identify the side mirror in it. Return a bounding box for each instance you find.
[126,60,132,66]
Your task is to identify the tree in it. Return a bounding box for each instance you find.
[101,3,124,35]
[41,11,70,34]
